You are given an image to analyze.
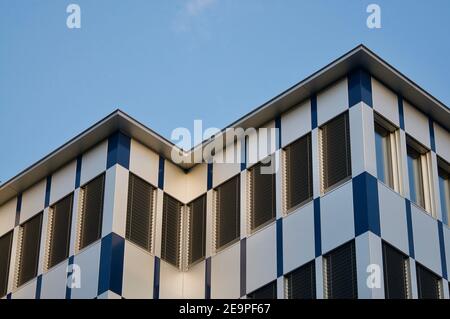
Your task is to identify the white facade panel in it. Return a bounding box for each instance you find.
[317,78,349,126]
[129,139,159,187]
[281,100,311,148]
[372,78,400,126]
[434,123,450,163]
[71,241,101,299]
[122,241,154,299]
[404,101,431,148]
[79,140,108,186]
[49,160,76,205]
[40,261,68,299]
[211,242,241,299]
[0,198,16,237]
[20,179,45,223]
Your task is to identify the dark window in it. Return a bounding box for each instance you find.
[0,231,13,297]
[247,281,277,299]
[249,160,276,231]
[215,175,240,250]
[48,194,73,269]
[18,213,43,287]
[285,133,313,211]
[438,158,450,226]
[161,194,182,268]
[320,112,352,192]
[188,195,207,265]
[285,260,316,299]
[407,145,425,209]
[382,242,410,299]
[416,263,442,299]
[126,174,155,252]
[79,174,105,250]
[324,241,358,299]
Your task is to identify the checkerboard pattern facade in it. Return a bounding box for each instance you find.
[1,67,449,299]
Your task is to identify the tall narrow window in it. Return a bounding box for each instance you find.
[214,175,240,251]
[438,158,450,226]
[320,112,352,193]
[323,241,358,299]
[161,194,182,268]
[0,231,13,297]
[382,242,410,299]
[406,136,433,214]
[17,213,43,287]
[284,133,313,212]
[416,263,442,299]
[285,260,316,299]
[374,114,401,192]
[247,281,277,299]
[47,194,73,269]
[187,195,206,266]
[248,159,276,232]
[126,174,155,252]
[79,174,105,250]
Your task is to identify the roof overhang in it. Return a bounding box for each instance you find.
[1,45,449,206]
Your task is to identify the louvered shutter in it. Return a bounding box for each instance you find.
[18,213,43,287]
[188,195,206,265]
[286,261,316,299]
[0,231,13,297]
[216,176,240,250]
[416,264,442,299]
[321,113,352,192]
[79,174,105,250]
[247,281,277,299]
[286,134,313,210]
[382,243,409,299]
[126,174,154,252]
[250,162,276,231]
[324,241,358,299]
[161,194,182,268]
[48,194,73,269]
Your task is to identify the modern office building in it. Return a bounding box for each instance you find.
[0,45,449,299]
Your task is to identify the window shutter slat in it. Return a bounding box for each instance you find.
[286,260,316,299]
[382,243,409,299]
[0,231,13,297]
[48,194,73,269]
[126,174,154,252]
[416,264,442,299]
[247,281,277,299]
[286,134,312,210]
[161,194,182,268]
[18,213,43,287]
[79,174,105,250]
[250,162,276,231]
[324,241,358,299]
[321,113,351,192]
[216,175,240,249]
[188,195,206,265]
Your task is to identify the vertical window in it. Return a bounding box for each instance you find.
[126,174,155,252]
[323,241,358,299]
[382,242,410,299]
[187,195,206,266]
[284,133,313,212]
[0,231,13,297]
[416,263,442,299]
[247,281,277,299]
[285,260,316,299]
[214,175,240,251]
[78,174,105,250]
[17,213,43,287]
[320,112,352,193]
[438,158,450,226]
[161,194,182,268]
[248,160,276,232]
[406,136,433,214]
[47,194,73,269]
[374,114,401,192]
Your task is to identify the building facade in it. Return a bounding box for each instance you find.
[0,45,449,299]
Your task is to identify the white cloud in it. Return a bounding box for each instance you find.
[173,0,217,33]
[186,0,216,16]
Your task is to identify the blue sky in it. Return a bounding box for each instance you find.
[1,0,449,183]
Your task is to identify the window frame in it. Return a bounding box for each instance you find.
[382,242,411,299]
[406,136,434,216]
[284,260,316,299]
[374,113,402,193]
[160,193,183,269]
[186,193,207,267]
